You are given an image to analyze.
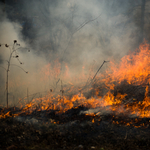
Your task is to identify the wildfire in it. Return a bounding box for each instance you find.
[105,42,150,85]
[1,42,150,126]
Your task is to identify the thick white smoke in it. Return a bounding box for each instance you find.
[0,0,141,106]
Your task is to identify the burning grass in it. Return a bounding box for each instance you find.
[1,42,150,149]
[4,42,150,118]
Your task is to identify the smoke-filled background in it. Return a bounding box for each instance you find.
[0,0,150,106]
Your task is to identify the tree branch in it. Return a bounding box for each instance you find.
[11,64,28,73]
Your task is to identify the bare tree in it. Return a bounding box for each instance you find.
[0,40,30,108]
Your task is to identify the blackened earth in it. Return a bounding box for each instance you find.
[0,106,150,150]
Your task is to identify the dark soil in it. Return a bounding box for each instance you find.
[0,109,150,150]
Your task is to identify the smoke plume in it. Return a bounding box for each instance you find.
[0,0,142,106]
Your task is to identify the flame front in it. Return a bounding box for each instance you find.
[1,42,150,121]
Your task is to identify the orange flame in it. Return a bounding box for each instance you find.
[1,42,150,123]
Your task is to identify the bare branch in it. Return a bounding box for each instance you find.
[73,14,102,35]
[0,66,7,71]
[11,64,28,73]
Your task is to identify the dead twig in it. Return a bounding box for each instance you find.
[80,60,109,93]
[72,14,102,35]
[92,60,109,82]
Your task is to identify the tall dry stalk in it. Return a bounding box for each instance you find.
[0,40,30,108]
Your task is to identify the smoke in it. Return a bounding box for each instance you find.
[0,0,142,106]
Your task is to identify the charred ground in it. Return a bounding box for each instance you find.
[0,105,150,150]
